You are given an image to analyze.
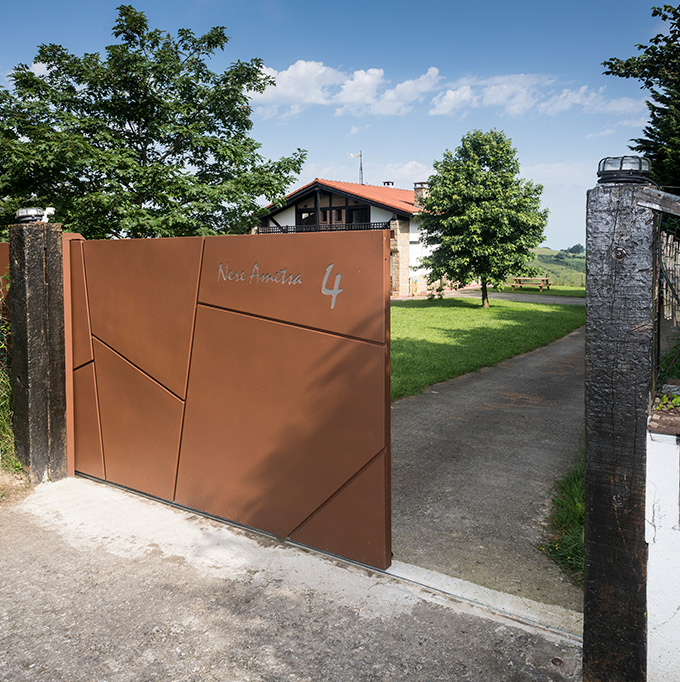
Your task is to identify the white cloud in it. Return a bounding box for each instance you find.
[347,124,371,136]
[251,61,441,118]
[249,60,346,116]
[368,67,442,116]
[429,75,646,121]
[429,85,478,115]
[334,67,441,116]
[430,74,552,117]
[618,117,649,128]
[333,68,385,114]
[250,61,647,124]
[585,128,616,140]
[538,85,645,116]
[480,74,552,115]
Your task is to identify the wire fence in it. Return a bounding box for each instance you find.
[656,212,680,394]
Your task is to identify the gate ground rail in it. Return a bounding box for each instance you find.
[11,226,392,570]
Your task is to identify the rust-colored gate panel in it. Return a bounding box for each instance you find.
[93,339,184,500]
[66,231,391,569]
[69,241,94,369]
[0,242,9,310]
[83,237,203,398]
[199,232,386,343]
[174,305,386,538]
[72,363,104,479]
[0,242,8,281]
[290,450,390,568]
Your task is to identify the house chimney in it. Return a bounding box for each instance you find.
[383,181,394,187]
[413,182,429,206]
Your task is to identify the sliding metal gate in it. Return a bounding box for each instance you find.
[64,231,391,568]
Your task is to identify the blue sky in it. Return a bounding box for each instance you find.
[0,1,662,248]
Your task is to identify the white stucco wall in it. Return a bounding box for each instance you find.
[409,217,431,275]
[370,207,394,223]
[646,430,680,680]
[269,205,296,226]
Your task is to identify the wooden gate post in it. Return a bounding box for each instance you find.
[584,183,655,681]
[9,222,67,484]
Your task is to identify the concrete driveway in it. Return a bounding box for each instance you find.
[1,478,581,681]
[391,326,585,613]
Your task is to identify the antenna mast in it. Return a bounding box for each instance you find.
[349,151,364,184]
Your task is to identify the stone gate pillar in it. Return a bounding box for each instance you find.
[9,222,67,484]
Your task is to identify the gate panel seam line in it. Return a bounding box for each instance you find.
[382,234,392,552]
[70,236,107,480]
[62,234,78,477]
[285,447,388,539]
[81,245,107,481]
[73,359,95,373]
[196,301,386,347]
[172,237,206,502]
[82,358,107,480]
[90,335,186,402]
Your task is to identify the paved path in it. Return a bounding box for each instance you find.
[451,291,585,306]
[395,291,585,307]
[391,327,585,613]
[1,479,581,681]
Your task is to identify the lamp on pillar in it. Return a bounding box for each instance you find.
[14,207,55,224]
[597,156,653,185]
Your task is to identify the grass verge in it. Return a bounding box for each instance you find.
[541,450,585,586]
[0,359,28,505]
[498,285,586,297]
[0,297,21,479]
[390,297,586,401]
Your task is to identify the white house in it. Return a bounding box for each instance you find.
[257,178,431,297]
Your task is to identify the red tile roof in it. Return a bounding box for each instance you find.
[278,178,420,216]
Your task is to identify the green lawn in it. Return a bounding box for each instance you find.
[391,297,586,401]
[498,285,585,297]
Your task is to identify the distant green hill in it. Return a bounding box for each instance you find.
[526,247,585,287]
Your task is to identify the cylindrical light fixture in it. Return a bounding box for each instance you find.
[597,156,652,184]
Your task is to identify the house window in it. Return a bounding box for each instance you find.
[298,211,316,225]
[347,207,369,224]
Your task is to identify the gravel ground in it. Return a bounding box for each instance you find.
[0,478,581,681]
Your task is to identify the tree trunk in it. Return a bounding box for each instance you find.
[480,279,490,308]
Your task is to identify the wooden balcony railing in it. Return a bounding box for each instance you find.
[256,222,391,235]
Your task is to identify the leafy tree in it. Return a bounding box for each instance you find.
[0,5,305,239]
[419,130,547,307]
[567,243,585,255]
[603,4,680,190]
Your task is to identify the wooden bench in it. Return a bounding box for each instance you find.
[512,277,551,292]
